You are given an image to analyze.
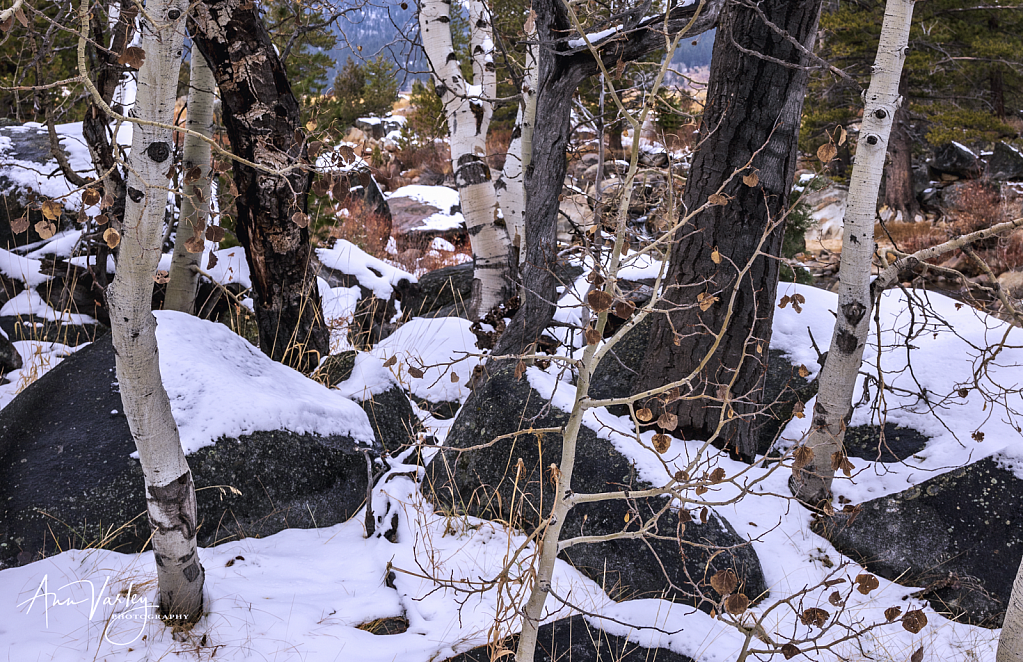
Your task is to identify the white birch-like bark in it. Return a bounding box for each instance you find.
[791,0,915,505]
[101,0,205,621]
[495,15,538,268]
[164,50,215,314]
[999,558,1023,662]
[420,0,510,317]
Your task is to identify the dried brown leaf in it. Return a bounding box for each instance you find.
[742,171,759,187]
[828,591,844,606]
[584,325,601,345]
[780,644,800,660]
[798,364,810,378]
[709,467,726,484]
[817,142,837,164]
[652,433,671,454]
[10,216,29,234]
[657,411,678,431]
[855,573,880,595]
[587,290,613,313]
[207,252,219,269]
[885,606,902,622]
[185,235,205,253]
[35,220,55,240]
[407,366,425,379]
[724,594,749,615]
[707,193,729,206]
[793,445,814,470]
[910,647,924,662]
[614,299,636,319]
[103,227,120,248]
[184,166,203,185]
[118,46,146,69]
[711,247,722,264]
[205,225,226,243]
[710,569,738,596]
[636,407,653,423]
[383,356,397,368]
[292,211,310,228]
[902,610,927,634]
[800,607,829,628]
[41,200,62,221]
[82,188,101,207]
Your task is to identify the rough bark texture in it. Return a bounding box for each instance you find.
[1000,558,1023,662]
[101,0,204,621]
[190,0,327,371]
[165,51,216,314]
[791,0,914,505]
[420,0,511,318]
[633,0,822,461]
[883,75,918,219]
[491,0,722,358]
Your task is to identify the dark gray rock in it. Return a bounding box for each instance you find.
[0,334,375,567]
[814,456,1023,627]
[424,362,767,609]
[358,385,421,455]
[399,263,474,320]
[0,316,107,347]
[441,614,693,662]
[0,329,20,375]
[929,142,982,179]
[317,351,359,386]
[986,142,1023,181]
[842,423,929,463]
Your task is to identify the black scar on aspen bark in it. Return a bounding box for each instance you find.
[841,300,866,326]
[836,329,858,354]
[456,155,491,186]
[446,52,457,63]
[470,102,485,135]
[148,472,197,538]
[437,15,450,23]
[146,141,171,162]
[127,186,144,202]
[183,562,201,582]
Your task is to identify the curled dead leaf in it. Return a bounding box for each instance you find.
[185,235,205,253]
[82,188,101,207]
[207,252,219,269]
[41,200,62,221]
[636,407,653,423]
[657,411,678,431]
[724,594,749,615]
[910,647,924,662]
[614,299,636,319]
[817,142,838,164]
[514,360,526,381]
[742,171,759,187]
[780,643,800,660]
[587,290,613,313]
[118,46,146,69]
[292,211,310,228]
[902,610,927,634]
[407,365,425,379]
[10,216,29,234]
[709,467,726,484]
[710,569,738,596]
[95,213,109,226]
[885,606,902,622]
[652,433,671,454]
[800,607,830,628]
[35,220,56,240]
[855,573,880,595]
[383,355,397,368]
[103,227,120,249]
[697,292,719,312]
[798,364,810,378]
[307,141,324,160]
[584,325,601,345]
[707,193,729,206]
[184,166,203,185]
[710,247,721,264]
[793,445,814,470]
[828,591,844,607]
[205,225,226,242]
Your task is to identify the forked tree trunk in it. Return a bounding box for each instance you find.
[100,0,205,622]
[791,0,915,505]
[495,18,538,267]
[1000,558,1023,662]
[633,0,823,461]
[420,0,511,318]
[165,50,215,314]
[190,0,327,371]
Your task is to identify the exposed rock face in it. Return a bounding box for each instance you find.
[440,614,694,662]
[986,142,1023,181]
[929,142,982,179]
[0,330,21,376]
[814,456,1023,627]
[424,362,768,609]
[842,423,928,463]
[0,335,376,567]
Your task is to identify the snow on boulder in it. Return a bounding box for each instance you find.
[154,310,374,453]
[371,316,483,410]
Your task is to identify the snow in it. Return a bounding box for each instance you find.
[0,247,49,287]
[370,317,484,403]
[568,24,623,49]
[154,311,375,454]
[0,289,97,326]
[388,184,460,213]
[317,239,417,300]
[0,340,83,410]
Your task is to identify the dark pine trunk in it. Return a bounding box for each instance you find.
[190,0,327,372]
[884,74,918,220]
[492,0,722,358]
[633,0,822,461]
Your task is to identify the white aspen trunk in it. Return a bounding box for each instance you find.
[102,0,205,621]
[164,49,215,314]
[791,0,915,506]
[999,558,1023,662]
[420,0,510,318]
[495,16,538,268]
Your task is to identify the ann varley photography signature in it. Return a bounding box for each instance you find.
[18,574,183,646]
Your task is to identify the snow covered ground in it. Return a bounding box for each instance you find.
[1,229,1018,661]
